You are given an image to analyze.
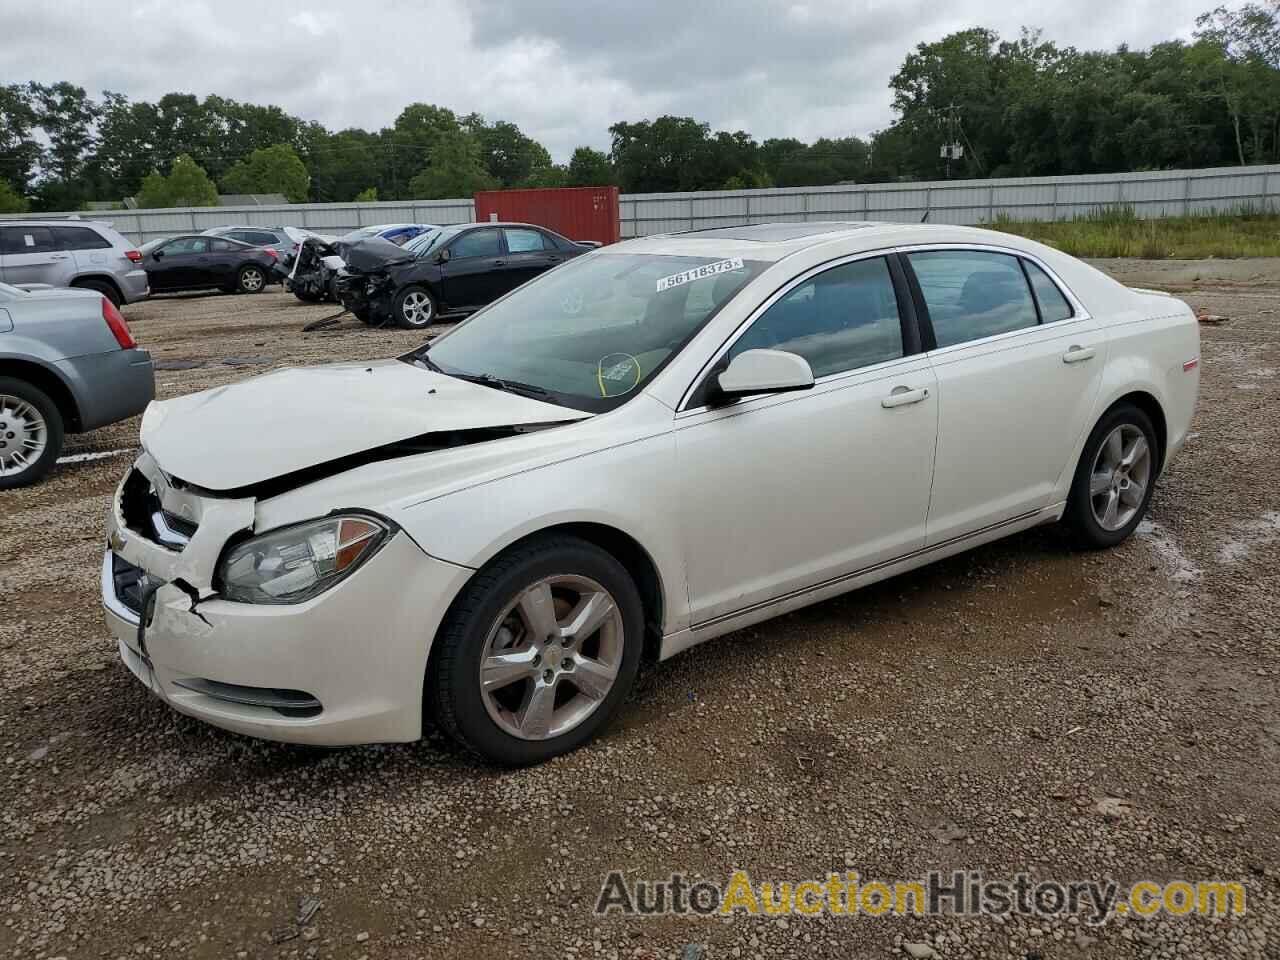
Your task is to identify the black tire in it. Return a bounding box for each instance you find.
[236,264,267,294]
[1065,402,1159,549]
[293,287,324,303]
[428,536,644,766]
[0,377,65,490]
[392,284,437,329]
[353,307,376,325]
[72,278,122,308]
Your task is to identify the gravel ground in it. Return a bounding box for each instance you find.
[1,262,1278,960]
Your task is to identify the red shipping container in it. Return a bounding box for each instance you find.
[473,186,620,246]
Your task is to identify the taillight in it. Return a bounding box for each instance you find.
[263,247,278,259]
[125,249,142,263]
[102,297,136,349]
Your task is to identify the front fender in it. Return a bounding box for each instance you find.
[394,428,689,634]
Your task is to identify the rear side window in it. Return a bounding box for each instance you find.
[729,256,904,378]
[229,230,278,245]
[908,251,1039,348]
[51,226,112,251]
[1023,261,1074,323]
[1,225,56,254]
[449,228,502,259]
[208,238,236,252]
[504,228,548,253]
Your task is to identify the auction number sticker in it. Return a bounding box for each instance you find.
[656,257,744,292]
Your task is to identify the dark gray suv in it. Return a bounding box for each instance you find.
[0,220,150,307]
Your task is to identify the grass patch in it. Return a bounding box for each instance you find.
[987,205,1280,259]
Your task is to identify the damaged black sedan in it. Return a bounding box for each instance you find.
[336,222,592,328]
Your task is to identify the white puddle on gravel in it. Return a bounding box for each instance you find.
[56,448,133,465]
[1136,519,1204,583]
[1217,511,1280,564]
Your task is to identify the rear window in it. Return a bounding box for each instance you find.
[51,225,112,251]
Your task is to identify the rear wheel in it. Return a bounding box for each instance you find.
[293,286,323,303]
[1066,403,1158,548]
[0,378,64,490]
[71,278,122,307]
[236,264,266,294]
[428,536,644,765]
[393,284,436,329]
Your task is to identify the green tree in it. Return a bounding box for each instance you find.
[221,143,311,201]
[135,154,219,208]
[0,84,41,192]
[354,186,378,202]
[465,116,555,186]
[565,146,614,186]
[406,129,497,199]
[0,179,29,213]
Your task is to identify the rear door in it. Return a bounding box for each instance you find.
[207,237,245,284]
[902,247,1107,544]
[0,225,77,287]
[52,225,116,278]
[440,228,506,307]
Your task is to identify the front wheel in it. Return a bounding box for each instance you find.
[236,264,266,294]
[1065,403,1159,548]
[428,536,644,765]
[393,284,437,329]
[0,378,65,490]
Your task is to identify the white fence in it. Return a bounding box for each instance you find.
[5,163,1278,244]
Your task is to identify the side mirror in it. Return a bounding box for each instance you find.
[151,249,163,260]
[713,349,814,402]
[435,248,451,264]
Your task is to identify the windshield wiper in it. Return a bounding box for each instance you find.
[451,371,552,400]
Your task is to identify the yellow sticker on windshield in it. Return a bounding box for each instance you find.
[655,257,744,293]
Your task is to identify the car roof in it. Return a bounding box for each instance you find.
[609,221,1050,263]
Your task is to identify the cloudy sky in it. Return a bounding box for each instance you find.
[2,0,1235,161]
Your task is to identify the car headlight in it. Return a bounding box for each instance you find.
[217,515,389,604]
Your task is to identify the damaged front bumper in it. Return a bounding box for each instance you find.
[335,272,393,320]
[101,453,472,745]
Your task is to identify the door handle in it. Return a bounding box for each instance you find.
[881,386,930,409]
[493,259,507,266]
[49,254,71,261]
[1062,346,1095,364]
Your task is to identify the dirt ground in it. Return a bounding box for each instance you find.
[1,260,1278,960]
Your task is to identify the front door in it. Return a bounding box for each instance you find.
[675,255,939,625]
[440,228,507,308]
[149,237,209,290]
[501,227,563,292]
[0,225,77,287]
[903,248,1107,544]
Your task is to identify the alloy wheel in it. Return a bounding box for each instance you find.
[1089,423,1151,531]
[241,268,264,292]
[0,394,47,479]
[401,291,434,326]
[478,575,625,741]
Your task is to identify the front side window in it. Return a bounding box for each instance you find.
[729,257,904,378]
[417,253,767,412]
[162,237,208,255]
[448,228,502,259]
[909,250,1039,348]
[504,228,547,253]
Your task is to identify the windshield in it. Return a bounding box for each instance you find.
[413,252,765,412]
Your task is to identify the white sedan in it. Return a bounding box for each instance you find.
[102,222,1199,763]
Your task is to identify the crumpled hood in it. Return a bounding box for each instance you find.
[141,359,590,492]
[341,237,415,273]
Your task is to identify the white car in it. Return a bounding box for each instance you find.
[101,222,1200,763]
